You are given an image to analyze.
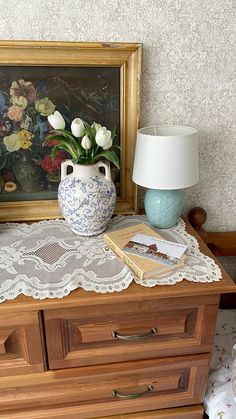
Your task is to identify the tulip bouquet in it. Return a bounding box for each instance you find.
[44,110,120,169]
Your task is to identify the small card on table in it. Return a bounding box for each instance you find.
[123,233,188,267]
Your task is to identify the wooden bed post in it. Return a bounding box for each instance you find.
[188,207,236,308]
[188,207,236,257]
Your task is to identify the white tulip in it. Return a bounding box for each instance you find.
[71,118,85,138]
[95,127,112,148]
[48,111,65,130]
[81,135,92,150]
[91,122,101,133]
[102,138,113,150]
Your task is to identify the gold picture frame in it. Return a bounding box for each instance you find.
[0,40,142,221]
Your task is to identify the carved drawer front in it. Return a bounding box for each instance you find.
[0,353,209,417]
[44,296,218,369]
[0,312,45,376]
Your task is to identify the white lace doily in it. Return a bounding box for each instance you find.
[0,215,222,302]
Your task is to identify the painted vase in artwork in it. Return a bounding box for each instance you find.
[58,160,116,236]
[13,151,45,193]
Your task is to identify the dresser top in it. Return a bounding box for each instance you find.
[0,222,235,314]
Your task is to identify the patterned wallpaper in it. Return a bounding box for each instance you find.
[0,0,235,234]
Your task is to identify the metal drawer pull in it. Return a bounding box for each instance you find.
[111,327,157,341]
[112,385,154,399]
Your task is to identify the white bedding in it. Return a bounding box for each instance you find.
[204,309,236,419]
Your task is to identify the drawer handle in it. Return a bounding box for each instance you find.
[111,327,157,341]
[112,385,154,399]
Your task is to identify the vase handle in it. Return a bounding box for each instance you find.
[61,160,74,180]
[96,161,112,182]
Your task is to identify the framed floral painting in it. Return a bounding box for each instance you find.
[0,41,142,221]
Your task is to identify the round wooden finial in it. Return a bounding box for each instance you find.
[188,207,207,231]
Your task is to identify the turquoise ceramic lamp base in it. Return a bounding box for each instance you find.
[144,189,184,229]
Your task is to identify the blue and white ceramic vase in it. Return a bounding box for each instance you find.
[58,160,116,236]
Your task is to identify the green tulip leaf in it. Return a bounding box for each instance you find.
[111,127,116,140]
[83,122,96,146]
[44,133,82,158]
[94,150,120,169]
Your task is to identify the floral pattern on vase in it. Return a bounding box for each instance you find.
[58,160,116,236]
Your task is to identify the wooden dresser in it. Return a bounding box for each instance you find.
[0,223,235,419]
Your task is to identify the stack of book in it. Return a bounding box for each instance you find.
[104,223,187,280]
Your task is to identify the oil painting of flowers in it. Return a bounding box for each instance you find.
[0,66,120,201]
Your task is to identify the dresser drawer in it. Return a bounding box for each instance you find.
[0,405,204,418]
[0,312,45,376]
[0,353,209,417]
[44,296,218,369]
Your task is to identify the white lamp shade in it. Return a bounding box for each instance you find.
[132,125,199,190]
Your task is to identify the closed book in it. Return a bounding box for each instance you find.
[104,223,187,280]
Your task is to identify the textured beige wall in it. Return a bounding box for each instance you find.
[0,0,235,232]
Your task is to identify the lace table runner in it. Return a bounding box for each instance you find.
[0,215,222,302]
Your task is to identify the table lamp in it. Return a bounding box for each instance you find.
[132,125,199,228]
